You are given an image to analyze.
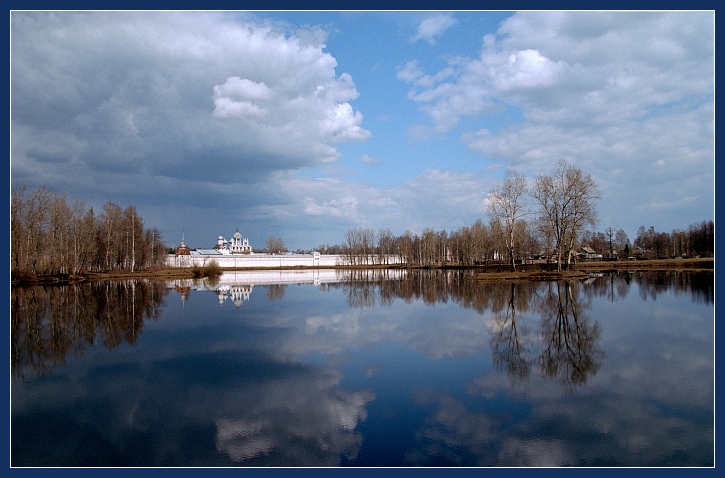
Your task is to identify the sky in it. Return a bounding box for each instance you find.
[10,10,715,252]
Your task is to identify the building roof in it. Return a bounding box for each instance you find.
[193,249,222,255]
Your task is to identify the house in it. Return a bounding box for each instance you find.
[578,246,602,261]
[603,251,619,261]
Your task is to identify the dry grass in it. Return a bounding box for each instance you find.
[472,257,713,282]
[573,257,713,271]
[474,270,590,282]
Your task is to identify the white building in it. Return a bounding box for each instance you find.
[212,229,251,254]
[167,229,404,269]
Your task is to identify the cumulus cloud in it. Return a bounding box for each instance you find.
[212,77,272,117]
[10,11,713,251]
[494,49,567,91]
[412,14,457,45]
[400,11,714,232]
[11,11,370,189]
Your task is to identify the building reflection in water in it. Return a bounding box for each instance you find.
[10,269,713,466]
[12,269,711,389]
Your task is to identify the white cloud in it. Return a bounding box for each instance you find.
[494,49,567,91]
[213,77,271,117]
[273,169,493,243]
[11,11,370,185]
[11,11,713,251]
[412,14,457,45]
[400,11,714,234]
[360,154,378,165]
[396,60,425,83]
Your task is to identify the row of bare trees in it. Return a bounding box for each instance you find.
[327,160,600,271]
[488,159,600,271]
[11,185,168,279]
[633,221,714,259]
[308,160,713,271]
[325,219,522,268]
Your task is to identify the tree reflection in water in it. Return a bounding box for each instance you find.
[487,280,604,391]
[12,269,711,389]
[10,269,713,466]
[490,283,533,383]
[11,280,168,380]
[538,281,603,391]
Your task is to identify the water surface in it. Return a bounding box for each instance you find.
[11,269,714,467]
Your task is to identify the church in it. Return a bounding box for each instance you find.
[212,229,252,255]
[167,228,402,269]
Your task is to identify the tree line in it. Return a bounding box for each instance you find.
[314,160,600,271]
[313,160,713,271]
[11,185,168,280]
[632,221,714,259]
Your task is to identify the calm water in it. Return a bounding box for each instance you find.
[11,269,714,467]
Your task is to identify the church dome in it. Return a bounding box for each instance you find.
[175,233,191,255]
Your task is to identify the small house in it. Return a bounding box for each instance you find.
[579,246,602,261]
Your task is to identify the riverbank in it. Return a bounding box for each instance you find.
[11,257,713,286]
[573,257,713,271]
[472,257,713,282]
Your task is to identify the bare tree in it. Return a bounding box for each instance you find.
[377,228,394,265]
[11,185,169,278]
[344,228,361,264]
[11,185,27,272]
[48,192,72,274]
[532,160,600,271]
[487,173,529,271]
[397,230,415,266]
[101,202,123,271]
[266,236,286,254]
[123,206,143,272]
[614,229,629,256]
[360,227,375,265]
[421,227,438,265]
[470,219,490,265]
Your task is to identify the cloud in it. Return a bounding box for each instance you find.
[412,14,457,45]
[360,154,378,165]
[212,77,272,117]
[10,11,713,251]
[11,11,370,192]
[400,11,714,233]
[272,169,493,242]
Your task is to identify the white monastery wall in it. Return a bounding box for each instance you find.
[167,230,403,269]
[166,253,403,269]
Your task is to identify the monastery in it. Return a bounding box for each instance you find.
[167,228,405,269]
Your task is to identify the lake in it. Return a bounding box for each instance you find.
[10,269,714,467]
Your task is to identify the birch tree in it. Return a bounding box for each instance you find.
[487,174,528,271]
[377,228,394,265]
[532,160,599,271]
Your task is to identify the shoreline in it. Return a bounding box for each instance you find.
[11,257,713,286]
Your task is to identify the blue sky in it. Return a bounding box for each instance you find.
[10,10,714,251]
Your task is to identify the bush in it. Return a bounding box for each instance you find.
[205,260,222,276]
[191,260,222,278]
